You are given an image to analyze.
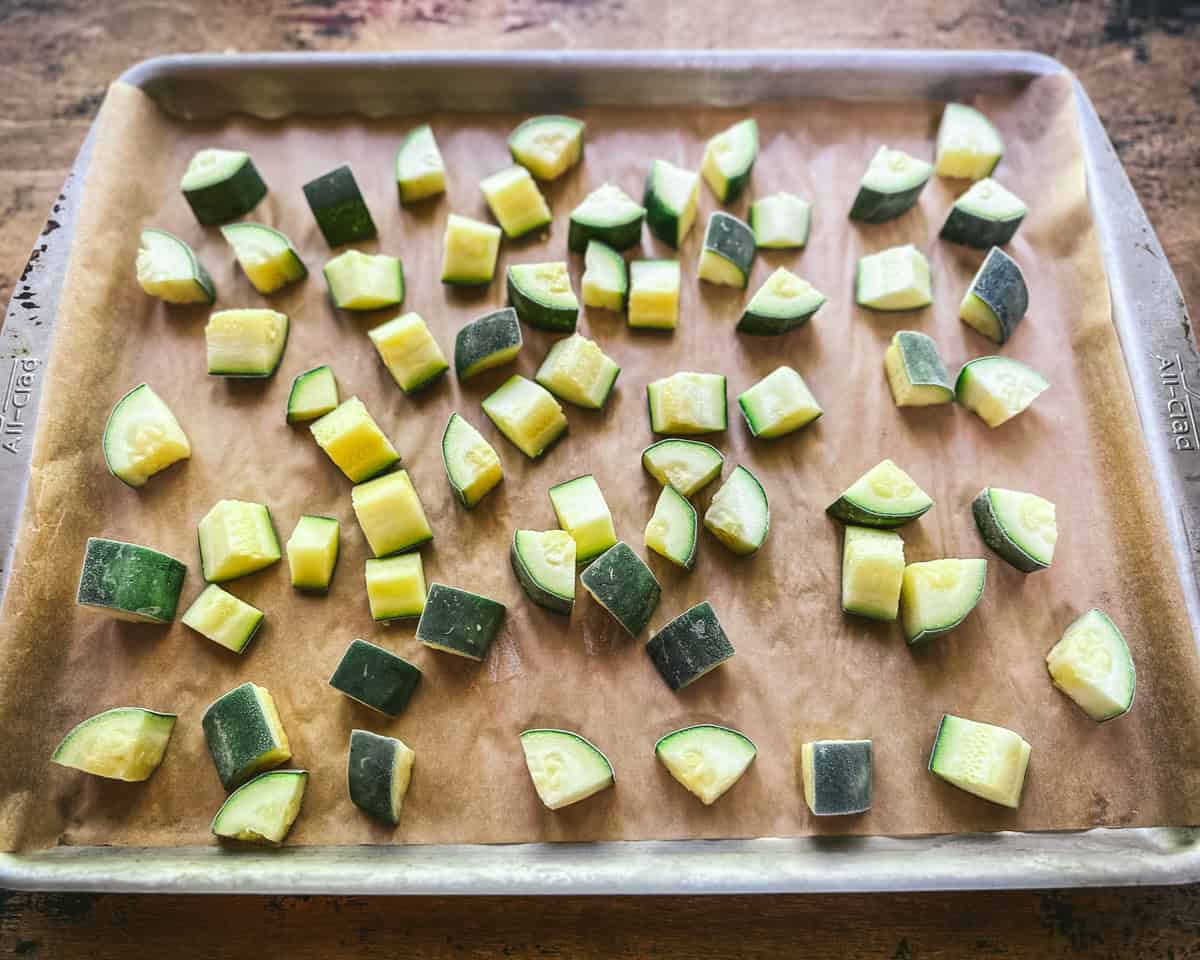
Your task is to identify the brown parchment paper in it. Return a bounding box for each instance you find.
[2,72,1199,853]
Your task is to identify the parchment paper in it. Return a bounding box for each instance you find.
[2,73,1198,853]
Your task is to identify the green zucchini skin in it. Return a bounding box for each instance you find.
[645,601,735,691]
[825,498,931,529]
[416,583,506,661]
[510,535,573,616]
[329,639,423,716]
[940,207,1024,249]
[971,491,1046,573]
[700,212,756,284]
[568,213,643,253]
[579,541,662,636]
[347,730,409,825]
[76,538,187,623]
[302,165,378,247]
[848,182,927,223]
[965,247,1028,344]
[454,308,523,380]
[183,157,268,226]
[803,739,873,815]
[201,683,289,791]
[506,270,578,334]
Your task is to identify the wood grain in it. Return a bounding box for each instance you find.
[2,0,1199,955]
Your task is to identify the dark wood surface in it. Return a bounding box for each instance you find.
[2,1,1198,956]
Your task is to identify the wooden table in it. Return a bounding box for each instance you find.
[2,1,1198,955]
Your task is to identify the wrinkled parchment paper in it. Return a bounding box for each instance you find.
[2,73,1198,852]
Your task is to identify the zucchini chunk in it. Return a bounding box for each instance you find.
[955,356,1049,428]
[329,638,422,717]
[368,312,448,394]
[535,333,620,410]
[646,601,735,691]
[960,247,1029,344]
[940,178,1026,248]
[454,308,524,381]
[220,223,306,295]
[286,514,340,591]
[738,268,826,335]
[481,165,552,239]
[569,183,645,252]
[482,375,568,459]
[198,499,282,582]
[750,191,811,249]
[416,583,506,661]
[395,124,446,204]
[641,438,724,497]
[697,212,755,288]
[737,366,822,439]
[647,371,727,435]
[826,459,933,528]
[348,729,415,825]
[884,331,954,407]
[51,707,176,782]
[365,553,426,622]
[181,148,268,225]
[103,383,190,488]
[855,244,932,311]
[643,159,700,248]
[704,464,769,555]
[508,115,585,181]
[1046,609,1136,722]
[549,474,617,564]
[441,214,502,286]
[136,228,216,304]
[628,259,681,330]
[202,682,292,791]
[928,714,1030,808]
[212,770,307,844]
[507,261,579,333]
[900,558,987,645]
[287,365,339,424]
[972,487,1056,572]
[323,250,404,311]
[310,396,399,482]
[520,729,613,810]
[841,526,905,621]
[351,469,433,557]
[76,538,186,623]
[182,584,264,654]
[511,529,576,615]
[848,146,932,223]
[441,412,503,508]
[801,739,873,816]
[701,118,759,203]
[935,103,1004,180]
[581,240,628,311]
[656,724,756,805]
[303,164,377,247]
[205,308,289,378]
[580,541,662,636]
[644,485,698,570]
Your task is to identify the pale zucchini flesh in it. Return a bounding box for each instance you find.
[641,439,724,497]
[956,356,1049,428]
[52,707,176,782]
[1046,609,1135,721]
[508,115,585,180]
[855,244,932,311]
[511,529,576,614]
[929,715,1030,808]
[972,487,1056,572]
[286,514,340,591]
[647,371,727,435]
[581,240,628,311]
[396,124,446,204]
[182,583,264,653]
[481,165,552,239]
[103,383,191,488]
[441,214,502,286]
[935,103,1004,180]
[700,118,758,203]
[644,485,698,570]
[655,724,756,804]
[737,366,822,439]
[827,459,933,528]
[884,331,954,406]
[520,729,613,809]
[197,499,282,582]
[212,770,307,844]
[136,229,216,304]
[549,474,617,564]
[704,465,769,555]
[309,396,399,483]
[365,553,427,622]
[900,558,987,645]
[534,333,620,410]
[482,375,568,460]
[205,308,289,378]
[749,191,811,249]
[220,223,306,294]
[441,412,504,508]
[286,366,339,424]
[841,526,904,621]
[368,312,448,394]
[628,259,681,330]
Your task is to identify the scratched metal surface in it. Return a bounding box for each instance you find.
[0,50,1196,894]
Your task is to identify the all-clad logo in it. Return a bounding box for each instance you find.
[1,357,40,456]
[1157,354,1199,452]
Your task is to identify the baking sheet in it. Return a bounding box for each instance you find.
[1,72,1198,853]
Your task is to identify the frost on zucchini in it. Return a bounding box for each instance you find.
[202,682,292,791]
[1046,609,1135,722]
[580,541,662,636]
[801,739,873,816]
[329,638,422,717]
[76,537,186,624]
[103,383,190,488]
[697,212,755,288]
[960,247,1029,345]
[349,729,415,825]
[645,601,735,691]
[52,707,176,782]
[416,583,506,661]
[454,308,523,381]
[303,164,377,247]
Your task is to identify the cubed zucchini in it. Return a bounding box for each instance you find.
[569,183,645,252]
[481,165,552,238]
[801,739,873,816]
[738,268,825,335]
[508,115,585,181]
[76,538,186,623]
[656,724,756,805]
[181,148,268,225]
[182,584,264,654]
[841,526,904,621]
[520,729,613,810]
[628,259,680,330]
[303,164,377,247]
[749,192,811,249]
[441,214,502,286]
[396,124,446,204]
[205,308,289,378]
[348,729,415,825]
[202,682,291,791]
[51,707,176,782]
[212,769,307,844]
[365,553,427,622]
[351,469,433,557]
[704,464,769,556]
[329,638,422,717]
[826,459,933,528]
[581,240,628,311]
[220,223,306,295]
[855,244,932,311]
[1046,609,1135,722]
[549,474,617,564]
[955,356,1049,428]
[454,308,524,380]
[646,371,727,435]
[286,514,340,591]
[368,312,448,394]
[507,261,578,333]
[416,583,506,661]
[935,103,1004,180]
[737,366,822,439]
[309,396,399,482]
[971,487,1056,572]
[848,146,932,223]
[643,159,699,248]
[641,438,724,497]
[940,178,1026,248]
[102,383,190,488]
[286,365,339,424]
[441,412,504,508]
[928,714,1030,808]
[959,247,1029,344]
[645,601,735,691]
[579,541,662,636]
[511,529,576,615]
[136,228,216,304]
[323,250,404,311]
[900,558,988,645]
[644,485,698,570]
[700,118,758,203]
[534,333,620,410]
[884,331,954,406]
[482,375,568,460]
[197,499,281,582]
[697,212,755,288]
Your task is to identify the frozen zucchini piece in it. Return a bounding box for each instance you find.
[396,124,446,204]
[697,211,755,288]
[482,375,568,460]
[848,146,932,223]
[801,739,873,816]
[580,541,662,636]
[310,396,399,483]
[935,103,1004,180]
[569,183,644,252]
[197,499,282,582]
[656,724,756,805]
[303,164,377,247]
[628,259,681,330]
[103,383,190,488]
[182,583,264,654]
[704,464,769,556]
[348,729,415,825]
[368,312,448,394]
[826,459,933,529]
[645,601,735,691]
[205,308,289,378]
[644,485,698,570]
[535,333,620,410]
[750,191,811,249]
[286,514,340,591]
[641,438,724,497]
[737,366,822,439]
[454,308,524,380]
[972,487,1056,573]
[76,538,186,623]
[136,228,216,304]
[441,412,503,508]
[940,177,1026,249]
[646,371,727,435]
[365,553,426,622]
[181,148,267,225]
[959,247,1028,345]
[441,213,502,286]
[202,682,292,790]
[900,558,987,645]
[481,165,552,239]
[220,223,306,295]
[1046,609,1135,722]
[737,268,825,335]
[212,769,307,844]
[323,250,404,311]
[884,331,954,406]
[701,118,758,203]
[511,529,576,615]
[549,474,617,564]
[416,583,506,661]
[855,244,932,311]
[351,469,433,557]
[841,526,905,621]
[520,729,613,810]
[581,240,628,311]
[643,159,700,248]
[928,714,1030,808]
[508,261,578,333]
[955,356,1049,428]
[508,115,585,180]
[286,365,339,424]
[51,707,176,782]
[329,638,422,717]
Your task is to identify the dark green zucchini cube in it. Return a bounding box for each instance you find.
[302,164,377,247]
[645,601,735,691]
[329,639,422,716]
[801,739,873,816]
[579,541,661,636]
[416,583,506,661]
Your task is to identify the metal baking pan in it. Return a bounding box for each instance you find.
[1,50,1197,894]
